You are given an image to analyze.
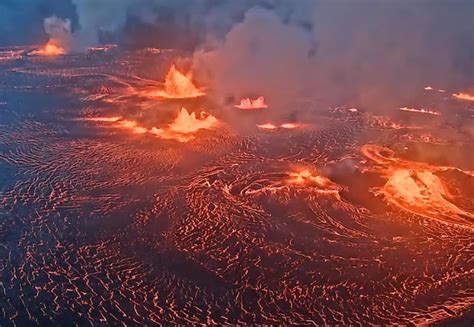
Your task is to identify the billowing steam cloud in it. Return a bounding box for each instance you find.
[192,7,317,111]
[70,0,134,50]
[33,0,474,114]
[44,16,72,52]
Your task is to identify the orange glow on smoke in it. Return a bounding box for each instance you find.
[236,96,268,109]
[453,92,474,102]
[151,65,205,99]
[399,107,441,116]
[31,40,65,56]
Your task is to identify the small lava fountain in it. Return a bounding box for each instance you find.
[30,40,66,56]
[235,96,268,109]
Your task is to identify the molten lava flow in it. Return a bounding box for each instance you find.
[31,40,65,56]
[235,96,268,109]
[453,92,474,102]
[152,65,205,99]
[151,108,218,142]
[399,107,441,116]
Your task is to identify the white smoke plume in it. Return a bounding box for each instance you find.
[192,6,317,113]
[43,0,474,115]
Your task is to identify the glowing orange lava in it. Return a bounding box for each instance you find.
[453,92,474,102]
[236,96,268,110]
[117,120,148,134]
[150,108,218,142]
[257,123,278,130]
[257,123,301,130]
[285,169,341,198]
[31,40,65,56]
[362,144,474,227]
[151,65,205,99]
[81,108,218,142]
[288,169,330,186]
[399,107,441,116]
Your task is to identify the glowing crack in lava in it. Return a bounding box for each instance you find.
[150,108,218,142]
[453,92,474,102]
[362,145,474,227]
[30,40,65,56]
[151,65,205,99]
[235,96,268,109]
[399,107,441,116]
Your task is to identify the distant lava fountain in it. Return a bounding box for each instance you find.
[257,123,301,130]
[150,108,218,142]
[151,65,205,99]
[236,96,268,109]
[30,40,66,56]
[453,92,474,102]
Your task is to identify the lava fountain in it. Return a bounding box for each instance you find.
[151,65,205,99]
[30,40,66,56]
[150,108,218,142]
[236,96,268,109]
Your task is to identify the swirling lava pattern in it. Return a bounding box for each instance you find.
[0,48,473,325]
